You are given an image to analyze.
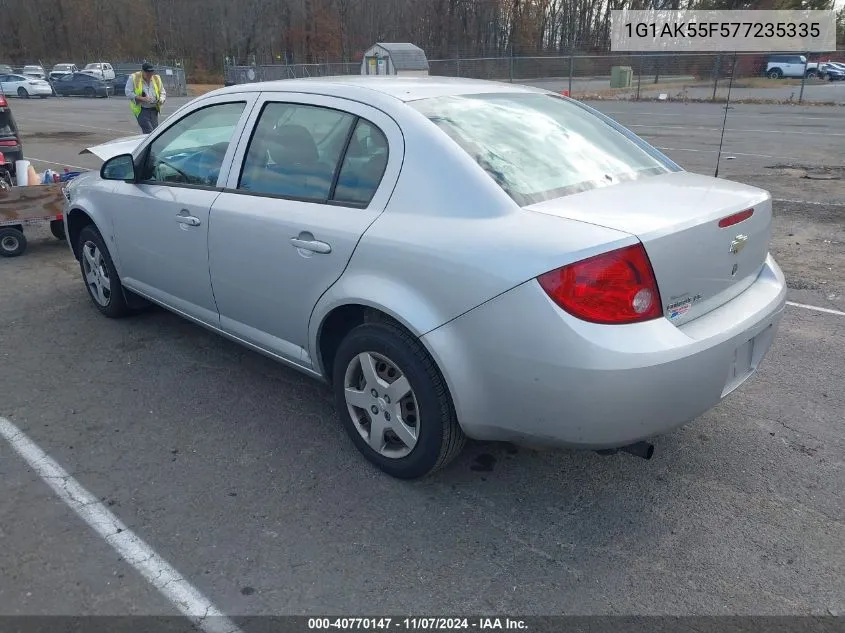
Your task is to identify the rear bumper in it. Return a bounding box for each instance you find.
[422,254,786,449]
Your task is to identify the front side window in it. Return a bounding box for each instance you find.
[238,102,355,201]
[141,101,246,186]
[410,92,675,206]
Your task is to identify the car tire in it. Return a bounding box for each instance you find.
[0,227,27,257]
[50,220,66,241]
[17,87,29,98]
[768,68,783,79]
[806,70,817,79]
[76,225,131,318]
[84,87,96,98]
[332,319,466,479]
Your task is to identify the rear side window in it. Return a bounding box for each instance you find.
[333,119,389,205]
[410,92,672,206]
[239,103,355,201]
[237,102,390,206]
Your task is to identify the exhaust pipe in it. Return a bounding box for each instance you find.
[620,441,654,460]
[595,441,655,460]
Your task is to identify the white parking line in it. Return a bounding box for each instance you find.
[14,116,135,135]
[628,123,845,137]
[773,198,845,207]
[655,146,778,159]
[0,416,244,633]
[25,156,90,170]
[603,111,840,123]
[787,301,845,317]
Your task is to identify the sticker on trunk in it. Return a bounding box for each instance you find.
[667,294,702,320]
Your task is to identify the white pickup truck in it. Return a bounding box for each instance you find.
[80,62,115,81]
[765,54,820,79]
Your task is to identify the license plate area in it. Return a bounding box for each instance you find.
[722,324,773,397]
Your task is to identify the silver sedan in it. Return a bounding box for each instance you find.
[63,77,786,478]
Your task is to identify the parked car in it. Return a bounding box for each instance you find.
[52,72,112,97]
[112,70,131,93]
[0,64,13,75]
[22,64,47,80]
[0,73,53,98]
[819,62,845,81]
[764,54,819,79]
[0,93,23,176]
[81,62,115,81]
[64,77,786,478]
[50,63,78,81]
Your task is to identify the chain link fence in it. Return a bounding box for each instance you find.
[4,60,188,97]
[430,52,845,104]
[222,51,844,104]
[109,62,188,97]
[224,61,360,85]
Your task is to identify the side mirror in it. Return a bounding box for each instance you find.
[101,153,136,182]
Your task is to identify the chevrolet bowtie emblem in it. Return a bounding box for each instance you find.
[730,234,748,255]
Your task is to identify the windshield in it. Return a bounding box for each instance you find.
[409,92,674,206]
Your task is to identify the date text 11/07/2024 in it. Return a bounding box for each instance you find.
[307,618,528,630]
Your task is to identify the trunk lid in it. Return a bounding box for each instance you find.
[525,171,772,325]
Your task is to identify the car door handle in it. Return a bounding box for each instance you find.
[290,237,332,254]
[175,214,201,227]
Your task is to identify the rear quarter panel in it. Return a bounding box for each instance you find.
[308,105,636,374]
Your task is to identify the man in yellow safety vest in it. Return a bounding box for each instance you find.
[125,62,166,133]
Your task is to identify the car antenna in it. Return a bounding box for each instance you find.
[714,51,737,179]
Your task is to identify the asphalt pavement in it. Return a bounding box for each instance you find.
[0,92,843,623]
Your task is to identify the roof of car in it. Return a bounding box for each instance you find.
[209,76,547,104]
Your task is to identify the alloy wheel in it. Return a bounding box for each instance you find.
[82,240,112,306]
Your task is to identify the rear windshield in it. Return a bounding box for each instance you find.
[409,92,675,206]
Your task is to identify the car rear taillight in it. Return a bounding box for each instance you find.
[0,95,7,107]
[0,140,17,147]
[537,243,663,325]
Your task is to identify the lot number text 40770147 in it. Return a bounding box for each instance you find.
[307,617,528,630]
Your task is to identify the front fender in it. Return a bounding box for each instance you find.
[63,177,120,271]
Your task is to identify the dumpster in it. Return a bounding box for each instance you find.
[610,66,633,88]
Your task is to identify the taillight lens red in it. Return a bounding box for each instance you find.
[0,140,17,147]
[0,96,7,107]
[537,243,663,325]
